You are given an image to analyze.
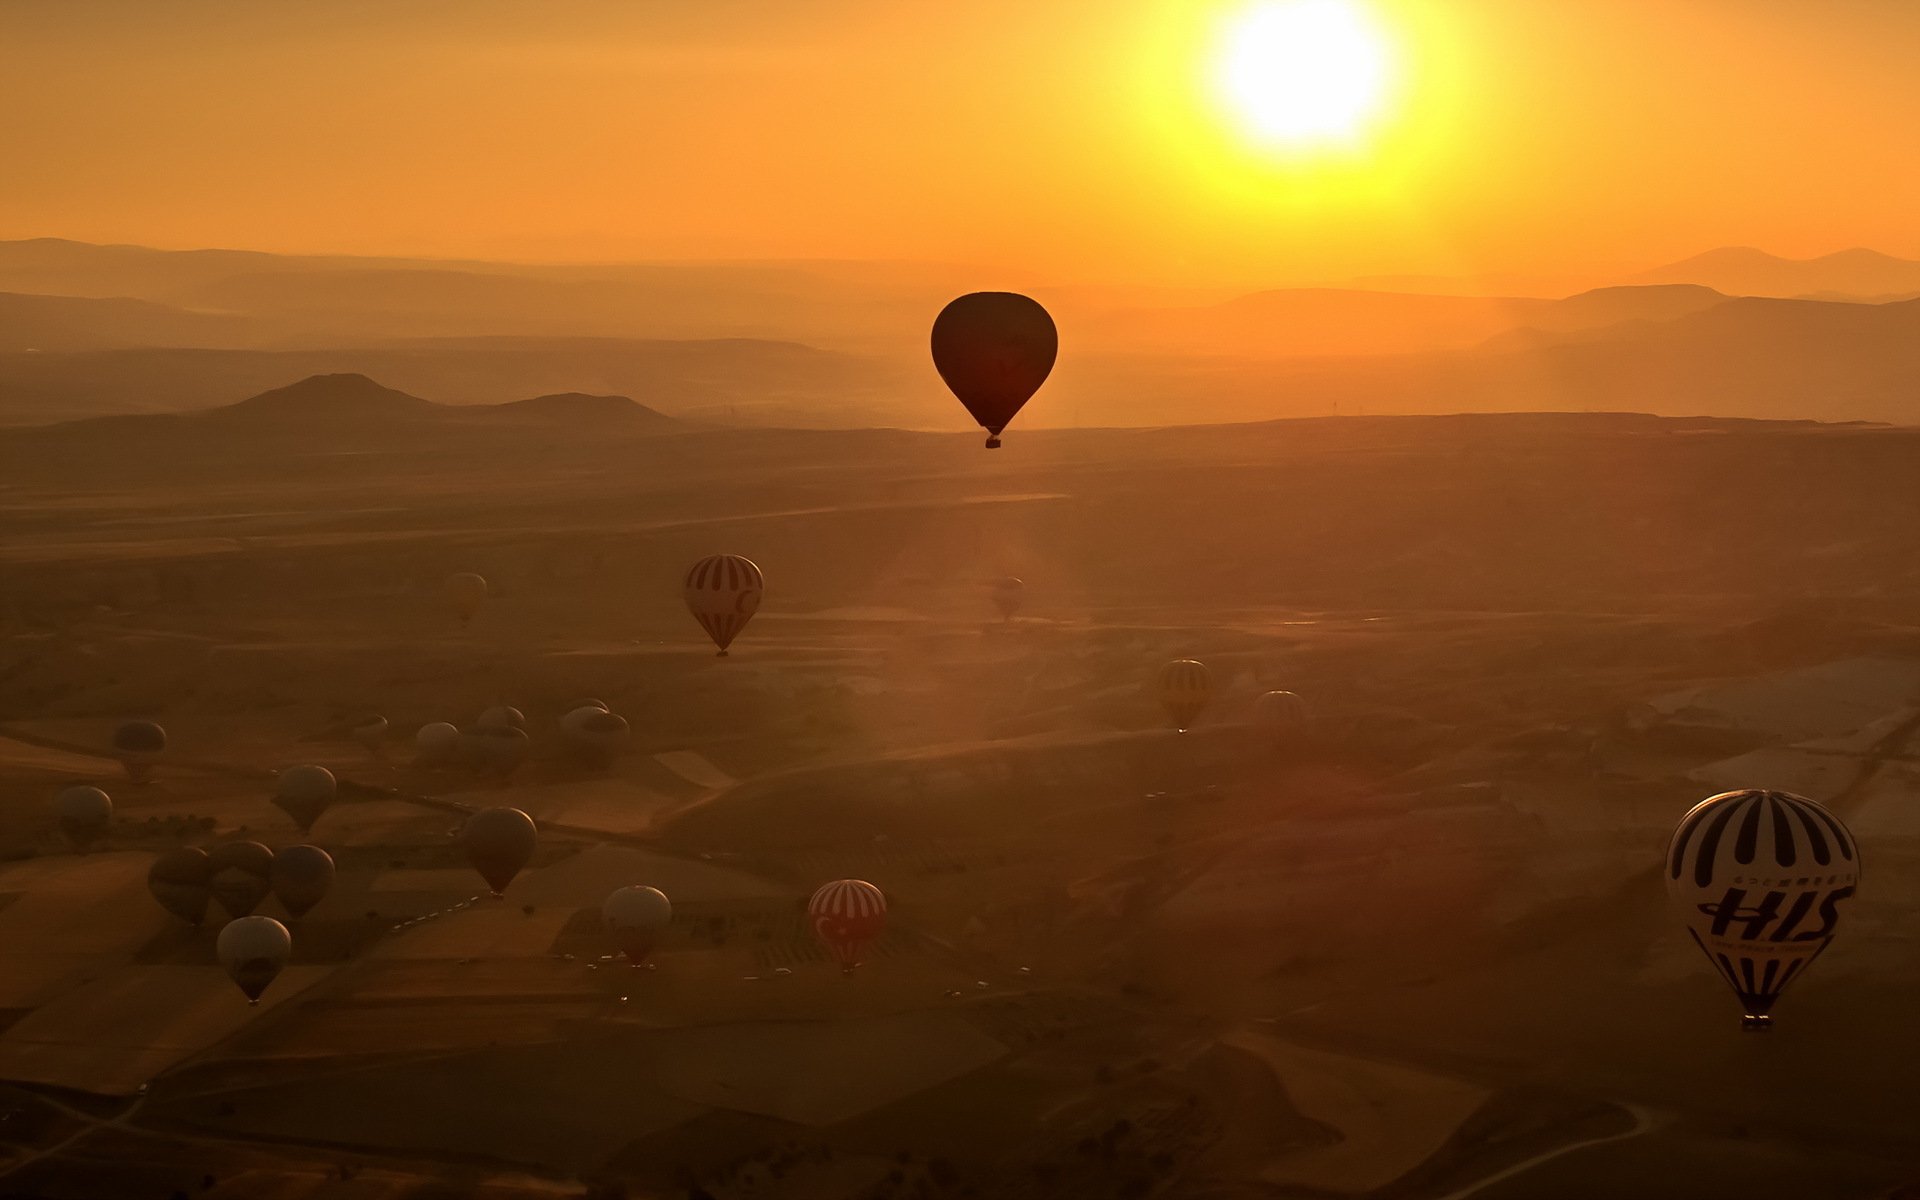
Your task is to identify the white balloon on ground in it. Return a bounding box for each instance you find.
[603,885,672,964]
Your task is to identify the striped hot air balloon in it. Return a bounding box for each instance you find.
[1666,789,1859,1031]
[808,879,887,975]
[684,555,764,657]
[1157,659,1212,732]
[1257,690,1311,747]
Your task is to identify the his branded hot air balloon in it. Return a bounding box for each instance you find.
[808,879,887,975]
[55,785,112,852]
[271,765,336,834]
[1667,789,1859,1030]
[1158,660,1212,733]
[931,292,1057,448]
[684,554,763,657]
[270,844,335,920]
[218,915,292,1005]
[462,806,537,897]
[415,721,462,765]
[207,841,275,921]
[603,885,672,966]
[991,577,1024,622]
[443,572,488,626]
[113,720,166,783]
[563,707,631,767]
[1257,690,1311,747]
[149,847,212,926]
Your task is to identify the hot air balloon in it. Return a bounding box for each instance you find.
[563,698,609,714]
[476,705,525,732]
[55,785,112,852]
[271,765,337,834]
[443,572,489,626]
[684,555,764,657]
[931,292,1058,448]
[808,879,887,975]
[603,885,672,966]
[415,721,462,765]
[1158,660,1211,733]
[462,807,537,897]
[270,844,335,920]
[1257,690,1311,747]
[149,847,212,926]
[562,707,630,767]
[218,915,292,1005]
[991,577,1024,622]
[206,841,275,921]
[349,714,389,756]
[462,725,530,778]
[1667,789,1859,1031]
[112,720,166,783]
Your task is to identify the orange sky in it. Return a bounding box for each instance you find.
[4,0,1919,286]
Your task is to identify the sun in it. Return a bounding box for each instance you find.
[1212,0,1397,152]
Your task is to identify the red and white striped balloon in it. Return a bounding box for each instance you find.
[684,554,764,656]
[808,878,887,973]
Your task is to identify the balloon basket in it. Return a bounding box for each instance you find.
[716,650,729,658]
[984,435,1001,449]
[1740,1014,1773,1032]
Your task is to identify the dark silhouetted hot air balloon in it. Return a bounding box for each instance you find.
[349,714,389,757]
[462,725,530,778]
[684,555,763,656]
[931,292,1057,448]
[603,885,672,966]
[1157,660,1211,733]
[218,915,291,1005]
[809,879,887,975]
[271,765,337,834]
[1257,690,1311,747]
[415,721,461,765]
[55,785,112,852]
[462,807,537,897]
[476,705,525,732]
[207,841,275,921]
[113,720,166,783]
[563,707,631,767]
[443,572,488,625]
[991,577,1024,621]
[270,844,335,920]
[1667,789,1859,1031]
[149,847,212,926]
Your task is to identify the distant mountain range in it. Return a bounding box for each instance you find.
[6,238,1920,428]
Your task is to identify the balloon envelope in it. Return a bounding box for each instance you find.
[991,577,1024,621]
[602,885,672,964]
[217,915,292,1004]
[442,572,488,623]
[476,705,525,732]
[684,555,764,656]
[930,292,1057,448]
[1158,660,1212,732]
[462,725,530,776]
[349,714,389,752]
[207,841,275,920]
[1666,789,1859,1030]
[563,708,630,765]
[113,720,166,781]
[462,807,537,896]
[55,785,112,851]
[808,879,887,972]
[272,765,337,833]
[415,722,462,764]
[148,847,212,926]
[270,844,335,919]
[1257,690,1311,744]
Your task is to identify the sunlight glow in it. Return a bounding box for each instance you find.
[1213,0,1397,152]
